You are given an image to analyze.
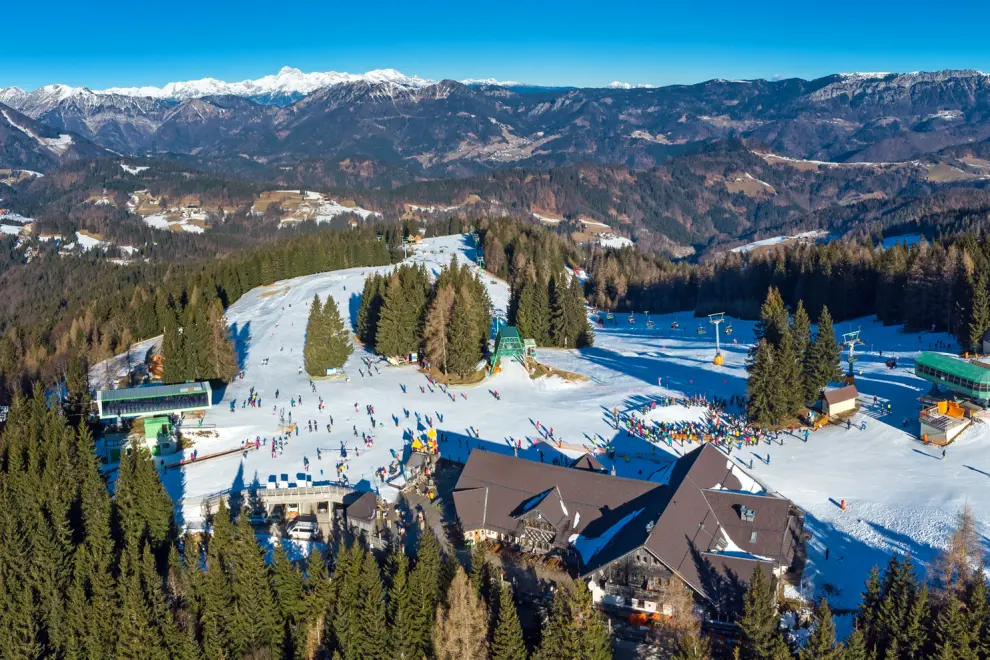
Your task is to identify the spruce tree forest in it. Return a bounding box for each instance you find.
[745,289,843,426]
[355,256,494,378]
[476,218,990,357]
[3,381,988,659]
[0,388,618,658]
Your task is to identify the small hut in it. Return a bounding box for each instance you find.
[822,385,858,417]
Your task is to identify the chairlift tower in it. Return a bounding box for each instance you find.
[841,329,865,381]
[709,312,726,366]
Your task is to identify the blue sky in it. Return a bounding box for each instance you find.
[4,0,990,90]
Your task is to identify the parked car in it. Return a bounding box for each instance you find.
[286,519,318,541]
[247,509,268,526]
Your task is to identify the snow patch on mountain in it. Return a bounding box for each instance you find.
[121,163,149,175]
[0,109,74,154]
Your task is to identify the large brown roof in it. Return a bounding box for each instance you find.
[453,450,663,547]
[639,444,801,605]
[453,444,802,606]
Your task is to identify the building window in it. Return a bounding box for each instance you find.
[750,531,758,543]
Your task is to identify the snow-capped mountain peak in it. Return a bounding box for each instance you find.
[460,78,525,87]
[95,67,435,101]
[607,81,657,89]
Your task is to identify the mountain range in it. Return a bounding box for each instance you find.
[3,67,990,188]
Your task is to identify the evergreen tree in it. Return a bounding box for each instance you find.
[857,567,882,651]
[964,572,990,659]
[447,285,482,377]
[226,513,280,658]
[161,312,187,384]
[737,567,788,660]
[433,567,489,660]
[352,548,388,660]
[792,300,812,366]
[778,327,804,415]
[270,544,304,658]
[408,531,444,658]
[205,298,239,382]
[799,599,842,660]
[843,626,868,660]
[567,581,613,660]
[747,340,780,425]
[357,275,386,347]
[569,277,595,348]
[549,276,570,347]
[64,353,91,424]
[533,586,570,660]
[333,542,364,659]
[514,275,550,346]
[304,295,329,377]
[469,542,489,599]
[386,546,418,660]
[301,549,333,658]
[490,584,527,660]
[376,275,416,358]
[531,277,551,345]
[115,551,160,660]
[753,287,790,350]
[323,295,353,370]
[931,591,976,660]
[969,274,990,352]
[810,306,843,389]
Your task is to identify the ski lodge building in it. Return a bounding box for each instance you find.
[96,382,213,457]
[452,444,803,617]
[913,352,990,444]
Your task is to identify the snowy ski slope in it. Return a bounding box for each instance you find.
[141,233,990,621]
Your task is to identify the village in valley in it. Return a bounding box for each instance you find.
[82,230,990,652]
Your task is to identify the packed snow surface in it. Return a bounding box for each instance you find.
[599,234,633,249]
[0,212,33,224]
[143,233,990,618]
[74,231,107,250]
[730,230,827,253]
[121,163,149,175]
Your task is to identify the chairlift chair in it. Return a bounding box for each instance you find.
[628,314,636,324]
[670,321,679,330]
[725,324,733,336]
[696,325,707,335]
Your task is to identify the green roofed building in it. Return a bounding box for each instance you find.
[142,416,176,456]
[490,326,527,374]
[96,382,212,420]
[914,352,990,403]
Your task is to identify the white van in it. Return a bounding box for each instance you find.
[287,519,318,540]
